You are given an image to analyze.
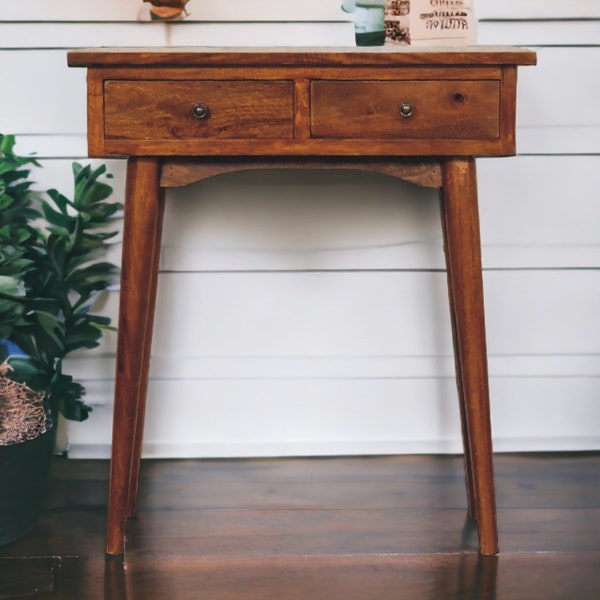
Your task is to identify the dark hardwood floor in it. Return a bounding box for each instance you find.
[1,453,599,598]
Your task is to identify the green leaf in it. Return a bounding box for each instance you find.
[45,233,68,278]
[65,261,118,292]
[42,203,74,230]
[0,133,16,153]
[0,256,33,276]
[84,314,112,327]
[7,356,52,392]
[8,329,40,361]
[49,368,91,421]
[60,397,92,422]
[46,188,73,214]
[28,310,65,362]
[1,135,119,421]
[63,322,103,353]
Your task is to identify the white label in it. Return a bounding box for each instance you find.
[410,0,476,44]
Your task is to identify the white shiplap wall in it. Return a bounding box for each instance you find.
[1,0,599,458]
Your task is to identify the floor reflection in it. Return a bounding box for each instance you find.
[106,551,501,600]
[105,556,127,600]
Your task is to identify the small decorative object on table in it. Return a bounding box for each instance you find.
[144,0,190,21]
[407,0,476,46]
[345,1,476,47]
[343,1,387,47]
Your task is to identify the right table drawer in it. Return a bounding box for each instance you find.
[310,80,500,141]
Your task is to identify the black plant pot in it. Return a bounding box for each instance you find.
[0,422,56,545]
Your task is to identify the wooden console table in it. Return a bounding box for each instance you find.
[68,47,536,556]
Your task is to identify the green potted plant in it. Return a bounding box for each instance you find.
[0,133,122,544]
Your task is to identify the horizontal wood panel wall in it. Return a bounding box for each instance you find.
[1,0,599,457]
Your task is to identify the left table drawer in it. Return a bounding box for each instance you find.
[104,80,294,141]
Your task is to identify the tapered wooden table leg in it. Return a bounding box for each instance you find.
[440,192,477,522]
[440,157,498,555]
[106,157,163,556]
[126,188,165,518]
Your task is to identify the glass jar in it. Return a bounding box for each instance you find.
[349,1,387,47]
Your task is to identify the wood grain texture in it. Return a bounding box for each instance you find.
[70,48,534,556]
[1,454,599,599]
[441,157,497,554]
[107,157,164,556]
[311,80,500,140]
[104,80,294,141]
[440,187,477,520]
[99,136,513,158]
[73,49,530,157]
[126,188,165,519]
[67,47,537,68]
[160,157,443,188]
[0,558,58,597]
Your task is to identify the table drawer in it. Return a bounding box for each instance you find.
[311,80,500,140]
[104,80,294,141]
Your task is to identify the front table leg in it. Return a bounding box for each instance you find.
[440,191,477,522]
[106,157,163,556]
[440,157,498,555]
[126,185,165,519]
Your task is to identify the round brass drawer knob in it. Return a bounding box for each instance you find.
[192,103,210,120]
[398,101,414,118]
